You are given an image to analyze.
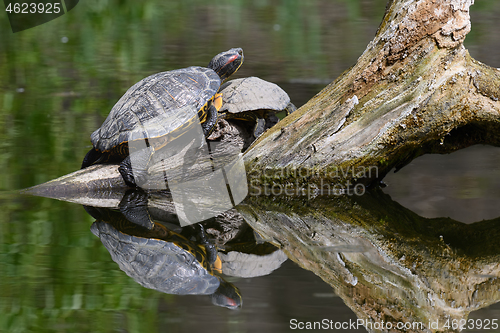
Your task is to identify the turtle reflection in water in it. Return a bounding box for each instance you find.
[89,209,242,309]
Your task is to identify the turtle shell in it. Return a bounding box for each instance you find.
[218,76,291,116]
[219,249,288,278]
[91,67,221,154]
[91,221,220,295]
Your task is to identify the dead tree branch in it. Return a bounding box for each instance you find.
[244,0,500,187]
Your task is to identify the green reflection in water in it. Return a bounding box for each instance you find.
[0,195,169,332]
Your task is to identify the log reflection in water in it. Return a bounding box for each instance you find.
[239,189,500,332]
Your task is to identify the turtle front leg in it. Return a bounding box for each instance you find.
[201,102,219,137]
[118,147,154,187]
[197,224,218,265]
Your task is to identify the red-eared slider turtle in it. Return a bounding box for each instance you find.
[218,76,296,138]
[89,210,242,309]
[82,48,244,187]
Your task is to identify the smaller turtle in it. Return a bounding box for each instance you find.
[205,216,288,278]
[219,248,288,278]
[218,76,296,139]
[89,209,242,309]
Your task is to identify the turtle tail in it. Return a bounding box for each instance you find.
[81,148,104,169]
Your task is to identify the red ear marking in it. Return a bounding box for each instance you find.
[226,54,239,64]
[225,297,237,307]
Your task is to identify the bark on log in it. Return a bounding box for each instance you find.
[243,0,500,188]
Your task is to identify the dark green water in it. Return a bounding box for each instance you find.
[1,1,499,332]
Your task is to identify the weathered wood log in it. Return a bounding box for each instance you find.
[23,119,249,200]
[27,0,498,192]
[244,0,500,188]
[21,164,128,206]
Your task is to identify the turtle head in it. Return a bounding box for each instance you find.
[208,48,244,82]
[210,278,242,309]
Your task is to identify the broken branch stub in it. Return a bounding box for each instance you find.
[243,0,500,188]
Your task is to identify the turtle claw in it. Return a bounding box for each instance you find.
[119,156,141,187]
[119,189,154,229]
[118,156,133,186]
[118,164,148,188]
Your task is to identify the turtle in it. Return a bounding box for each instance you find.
[81,48,244,188]
[217,76,296,139]
[88,207,242,309]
